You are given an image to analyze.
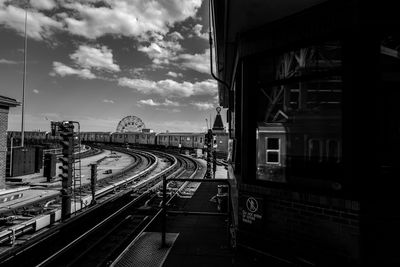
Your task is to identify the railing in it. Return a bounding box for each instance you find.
[160,177,232,247]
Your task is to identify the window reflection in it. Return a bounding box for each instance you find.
[255,41,343,185]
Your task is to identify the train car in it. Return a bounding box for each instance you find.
[156,133,171,147]
[164,133,180,148]
[95,132,111,143]
[137,132,155,145]
[156,132,206,149]
[193,133,205,149]
[147,132,156,145]
[111,132,127,144]
[8,131,53,145]
[125,132,140,145]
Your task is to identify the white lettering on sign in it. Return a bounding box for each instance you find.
[242,210,262,224]
[242,197,262,225]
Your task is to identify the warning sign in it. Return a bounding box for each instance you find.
[240,195,263,226]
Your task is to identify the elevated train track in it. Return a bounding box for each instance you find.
[0,147,161,244]
[0,145,202,266]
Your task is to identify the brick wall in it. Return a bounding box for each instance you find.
[0,106,10,189]
[238,184,360,265]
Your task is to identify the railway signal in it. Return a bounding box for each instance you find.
[51,121,75,220]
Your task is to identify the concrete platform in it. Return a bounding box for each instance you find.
[147,173,287,266]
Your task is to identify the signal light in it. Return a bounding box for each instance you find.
[58,122,74,185]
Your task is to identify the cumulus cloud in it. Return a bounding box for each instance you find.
[33,89,39,94]
[70,45,120,72]
[178,48,212,74]
[168,31,184,41]
[118,78,217,97]
[61,0,202,39]
[0,58,17,64]
[138,99,159,106]
[1,0,201,41]
[138,98,181,107]
[164,99,180,106]
[103,99,114,103]
[50,45,119,79]
[191,24,208,40]
[51,61,96,79]
[191,102,214,110]
[30,0,56,10]
[166,71,183,78]
[138,36,182,65]
[0,3,62,40]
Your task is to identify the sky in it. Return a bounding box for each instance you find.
[0,0,226,133]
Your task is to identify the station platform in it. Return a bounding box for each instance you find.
[114,161,286,267]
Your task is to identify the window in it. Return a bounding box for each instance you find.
[200,137,203,143]
[254,40,343,185]
[380,35,400,170]
[266,138,280,164]
[309,139,322,162]
[327,139,340,163]
[187,137,191,141]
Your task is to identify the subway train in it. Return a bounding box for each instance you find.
[7,130,229,155]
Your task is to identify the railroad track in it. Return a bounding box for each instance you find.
[0,147,201,266]
[0,147,166,248]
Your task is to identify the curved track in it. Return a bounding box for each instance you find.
[0,147,163,248]
[0,147,202,266]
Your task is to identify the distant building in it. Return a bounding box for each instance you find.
[212,107,228,157]
[0,95,19,189]
[211,107,225,134]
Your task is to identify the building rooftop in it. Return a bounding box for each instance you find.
[0,95,20,107]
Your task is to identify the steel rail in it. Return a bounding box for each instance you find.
[35,192,152,267]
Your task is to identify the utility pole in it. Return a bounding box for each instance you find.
[21,5,28,147]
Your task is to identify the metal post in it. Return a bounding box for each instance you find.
[9,137,13,177]
[212,150,217,179]
[90,164,97,205]
[161,175,167,247]
[227,184,231,247]
[205,130,213,179]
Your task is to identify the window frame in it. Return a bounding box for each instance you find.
[265,137,281,165]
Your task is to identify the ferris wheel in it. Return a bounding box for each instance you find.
[116,116,146,133]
